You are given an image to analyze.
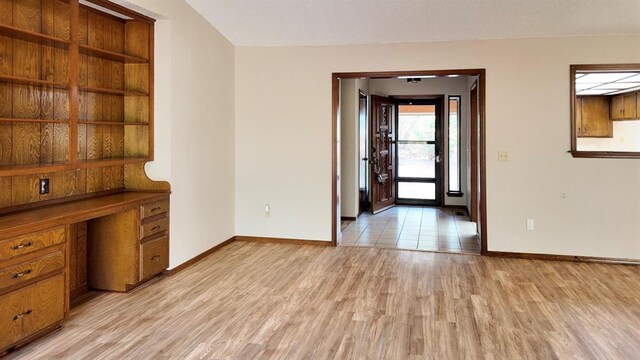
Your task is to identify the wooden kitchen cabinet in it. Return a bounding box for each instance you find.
[576,96,613,137]
[610,92,637,120]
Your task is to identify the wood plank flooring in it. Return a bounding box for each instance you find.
[6,241,640,359]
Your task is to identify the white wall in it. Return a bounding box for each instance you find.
[578,120,640,152]
[236,35,640,259]
[369,77,469,206]
[127,0,236,268]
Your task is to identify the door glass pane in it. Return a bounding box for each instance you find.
[398,182,436,200]
[397,143,435,178]
[398,105,436,141]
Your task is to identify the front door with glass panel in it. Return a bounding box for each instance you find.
[396,100,442,206]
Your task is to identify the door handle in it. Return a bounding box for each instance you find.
[436,155,441,163]
[362,157,368,161]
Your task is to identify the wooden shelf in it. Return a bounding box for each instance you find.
[78,121,148,126]
[0,162,69,177]
[0,75,69,89]
[79,86,148,97]
[76,157,148,169]
[0,118,69,124]
[0,23,70,49]
[79,44,148,63]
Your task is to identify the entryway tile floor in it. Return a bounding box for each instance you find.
[339,206,480,255]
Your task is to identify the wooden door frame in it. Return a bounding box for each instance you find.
[470,81,479,223]
[332,69,488,255]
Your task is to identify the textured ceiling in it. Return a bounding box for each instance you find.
[184,0,640,47]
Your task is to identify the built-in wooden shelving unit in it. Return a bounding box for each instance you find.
[0,0,155,208]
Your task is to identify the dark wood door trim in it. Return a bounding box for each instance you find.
[470,81,478,223]
[331,69,487,257]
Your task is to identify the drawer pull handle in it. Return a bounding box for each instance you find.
[151,226,161,231]
[151,206,162,212]
[12,241,33,250]
[12,269,32,279]
[12,309,32,321]
[151,255,161,260]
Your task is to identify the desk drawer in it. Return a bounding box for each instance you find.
[140,236,169,280]
[140,201,169,220]
[0,274,65,350]
[140,218,168,240]
[0,251,64,293]
[0,227,65,262]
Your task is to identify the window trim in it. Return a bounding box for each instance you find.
[570,64,640,159]
[447,95,463,196]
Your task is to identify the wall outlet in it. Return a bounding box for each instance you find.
[526,219,535,231]
[39,178,50,195]
[498,151,509,162]
[264,204,271,214]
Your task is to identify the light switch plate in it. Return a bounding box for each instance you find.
[498,151,509,162]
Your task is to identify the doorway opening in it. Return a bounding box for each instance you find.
[332,70,487,255]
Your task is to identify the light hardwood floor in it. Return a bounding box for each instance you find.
[7,241,640,359]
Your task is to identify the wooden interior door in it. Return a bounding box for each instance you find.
[370,95,396,214]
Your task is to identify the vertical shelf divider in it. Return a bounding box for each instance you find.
[69,0,80,168]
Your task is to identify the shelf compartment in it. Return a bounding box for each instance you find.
[0,75,69,90]
[78,121,148,126]
[79,86,148,97]
[79,44,148,64]
[0,24,70,49]
[76,157,148,169]
[0,118,69,124]
[0,162,69,177]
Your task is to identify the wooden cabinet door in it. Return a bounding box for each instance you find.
[575,98,583,136]
[623,92,637,119]
[581,97,612,137]
[611,93,637,120]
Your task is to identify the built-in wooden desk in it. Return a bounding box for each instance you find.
[0,191,171,355]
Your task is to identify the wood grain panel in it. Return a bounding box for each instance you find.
[52,123,68,163]
[39,123,54,163]
[0,34,13,76]
[10,174,39,205]
[85,124,102,160]
[124,22,149,60]
[53,0,70,41]
[0,0,12,26]
[124,96,148,123]
[0,177,10,207]
[0,123,11,165]
[124,63,147,93]
[108,17,124,53]
[77,124,86,160]
[124,125,147,157]
[51,169,84,199]
[85,167,102,192]
[68,221,87,297]
[12,123,41,165]
[13,0,41,33]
